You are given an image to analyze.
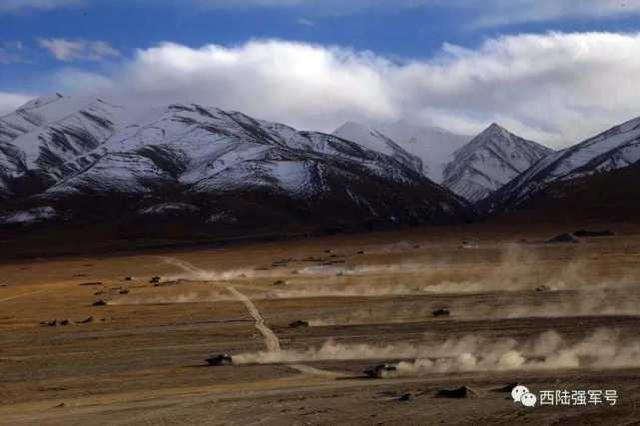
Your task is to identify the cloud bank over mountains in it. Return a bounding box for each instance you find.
[3,31,640,147]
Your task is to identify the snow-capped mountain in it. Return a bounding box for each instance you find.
[0,95,470,232]
[486,115,640,212]
[333,120,470,181]
[0,94,120,197]
[332,122,423,174]
[442,123,553,203]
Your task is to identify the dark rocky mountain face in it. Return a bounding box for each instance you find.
[484,116,640,213]
[0,95,472,239]
[483,161,640,225]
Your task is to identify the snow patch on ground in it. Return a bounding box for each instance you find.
[138,203,200,215]
[270,161,311,194]
[1,206,56,224]
[207,212,238,224]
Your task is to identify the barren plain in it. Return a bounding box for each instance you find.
[1,223,640,425]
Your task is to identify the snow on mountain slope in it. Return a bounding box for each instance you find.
[442,123,553,203]
[0,96,471,230]
[486,116,640,211]
[0,94,123,197]
[333,122,423,174]
[375,121,471,181]
[333,121,470,181]
[0,206,56,224]
[1,94,119,168]
[0,142,25,196]
[48,152,175,195]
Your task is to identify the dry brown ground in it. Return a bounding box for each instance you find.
[1,222,640,425]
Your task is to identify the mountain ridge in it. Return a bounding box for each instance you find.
[442,123,553,203]
[0,95,472,235]
[485,115,640,212]
[333,120,470,182]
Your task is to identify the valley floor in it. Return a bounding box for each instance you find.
[1,223,640,425]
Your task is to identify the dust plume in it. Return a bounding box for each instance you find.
[234,329,640,376]
[422,246,587,294]
[395,328,640,376]
[273,245,606,297]
[226,285,342,377]
[309,288,640,325]
[158,257,282,282]
[154,247,637,304]
[108,287,237,305]
[501,289,640,319]
[297,263,426,277]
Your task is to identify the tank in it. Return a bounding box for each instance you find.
[363,363,397,378]
[206,354,233,366]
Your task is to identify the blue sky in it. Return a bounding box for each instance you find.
[2,1,639,77]
[2,0,640,145]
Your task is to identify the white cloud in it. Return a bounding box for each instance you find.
[111,40,397,131]
[0,92,32,116]
[297,18,315,27]
[0,0,83,13]
[462,0,640,28]
[51,68,115,93]
[392,32,640,144]
[38,38,120,62]
[53,33,640,148]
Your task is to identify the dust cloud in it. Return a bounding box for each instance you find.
[395,328,640,376]
[160,257,261,281]
[308,288,640,325]
[234,329,640,376]
[226,285,342,377]
[116,246,638,308]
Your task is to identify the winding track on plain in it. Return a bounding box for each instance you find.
[162,257,340,377]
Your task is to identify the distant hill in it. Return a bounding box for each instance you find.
[488,161,640,224]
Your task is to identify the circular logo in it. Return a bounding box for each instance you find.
[521,392,537,407]
[511,385,530,402]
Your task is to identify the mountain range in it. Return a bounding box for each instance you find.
[334,121,553,202]
[1,93,639,241]
[0,94,470,236]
